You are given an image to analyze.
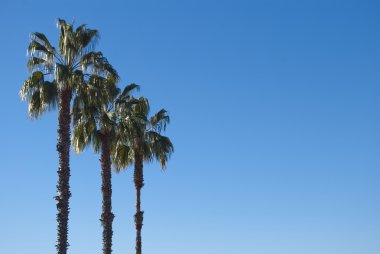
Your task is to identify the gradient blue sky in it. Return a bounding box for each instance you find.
[1,0,379,253]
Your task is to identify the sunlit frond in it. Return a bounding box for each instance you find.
[27,37,54,72]
[31,32,53,49]
[27,40,53,56]
[20,71,58,119]
[57,19,77,63]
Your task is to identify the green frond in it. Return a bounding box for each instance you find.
[132,97,150,117]
[28,90,42,118]
[28,40,53,56]
[57,19,81,65]
[112,141,133,172]
[90,74,119,103]
[80,51,119,80]
[150,109,170,133]
[20,71,43,100]
[75,25,99,53]
[57,19,68,31]
[72,121,88,153]
[116,94,139,109]
[72,113,97,153]
[55,63,70,85]
[20,71,58,119]
[69,69,85,90]
[104,75,121,101]
[99,111,116,133]
[41,81,59,110]
[120,83,140,98]
[72,96,83,124]
[27,39,54,72]
[30,32,53,52]
[72,94,100,126]
[75,24,86,33]
[92,131,103,153]
[146,131,174,170]
[27,57,48,72]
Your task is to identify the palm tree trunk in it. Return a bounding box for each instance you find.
[100,133,114,254]
[55,88,72,254]
[134,150,144,254]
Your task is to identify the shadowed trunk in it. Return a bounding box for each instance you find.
[55,88,72,254]
[100,132,114,254]
[134,149,144,254]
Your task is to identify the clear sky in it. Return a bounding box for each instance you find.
[1,0,379,253]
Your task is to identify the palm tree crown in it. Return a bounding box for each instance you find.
[20,19,119,117]
[114,101,174,170]
[72,75,122,153]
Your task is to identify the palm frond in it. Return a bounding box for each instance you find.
[112,141,133,172]
[27,39,54,72]
[120,83,140,98]
[72,121,89,153]
[57,19,78,65]
[27,57,49,72]
[20,71,58,119]
[80,51,119,80]
[146,131,174,170]
[92,130,103,153]
[72,112,97,153]
[75,24,99,54]
[30,32,54,52]
[20,71,43,100]
[55,63,70,85]
[149,109,170,133]
[133,97,150,117]
[28,40,53,56]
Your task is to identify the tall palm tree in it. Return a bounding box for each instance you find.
[114,101,174,254]
[72,82,140,254]
[20,19,118,254]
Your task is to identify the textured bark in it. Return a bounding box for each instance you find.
[55,88,72,254]
[100,133,114,254]
[134,150,144,254]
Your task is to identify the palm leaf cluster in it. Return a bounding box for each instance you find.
[20,19,173,254]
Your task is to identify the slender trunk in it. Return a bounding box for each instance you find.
[100,133,114,254]
[134,150,144,254]
[55,88,72,254]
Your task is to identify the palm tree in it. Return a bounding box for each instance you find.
[72,82,140,254]
[20,19,118,254]
[114,100,174,254]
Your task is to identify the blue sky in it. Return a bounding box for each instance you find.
[1,0,379,253]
